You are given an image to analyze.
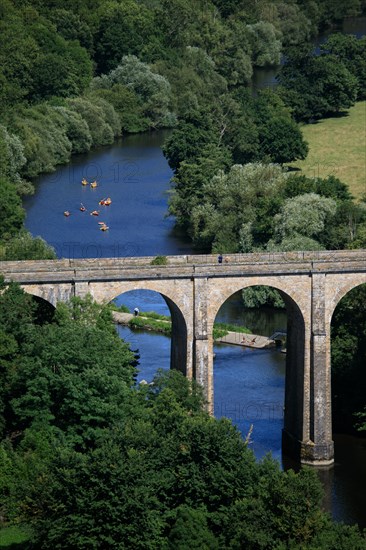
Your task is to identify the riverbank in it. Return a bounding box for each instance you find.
[113,310,278,350]
[112,310,253,342]
[289,101,366,198]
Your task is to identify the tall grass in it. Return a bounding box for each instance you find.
[289,101,366,199]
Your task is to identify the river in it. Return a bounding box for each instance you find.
[24,130,191,259]
[24,129,366,528]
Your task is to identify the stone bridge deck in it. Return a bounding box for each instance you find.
[1,249,366,284]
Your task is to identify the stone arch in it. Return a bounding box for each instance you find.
[326,273,366,325]
[15,287,56,324]
[207,275,310,458]
[21,286,55,307]
[20,283,74,307]
[207,275,310,329]
[93,280,193,378]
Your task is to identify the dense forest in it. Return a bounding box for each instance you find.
[1,0,366,545]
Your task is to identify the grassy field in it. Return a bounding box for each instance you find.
[289,101,366,199]
[0,525,31,548]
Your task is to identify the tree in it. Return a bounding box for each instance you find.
[259,115,308,164]
[163,108,219,172]
[93,55,175,129]
[0,125,27,194]
[322,34,366,100]
[66,97,115,147]
[189,163,288,251]
[247,21,282,67]
[273,192,337,241]
[0,177,25,239]
[274,2,312,47]
[53,106,92,153]
[168,505,218,549]
[1,292,365,547]
[47,8,93,51]
[3,295,135,444]
[169,143,232,230]
[94,0,158,73]
[11,104,73,178]
[211,21,253,86]
[241,286,285,309]
[2,232,56,261]
[279,44,359,120]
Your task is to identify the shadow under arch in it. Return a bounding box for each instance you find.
[211,283,306,462]
[20,288,56,324]
[109,288,188,377]
[326,282,366,527]
[330,282,366,433]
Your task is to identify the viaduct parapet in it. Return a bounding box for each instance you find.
[2,249,366,466]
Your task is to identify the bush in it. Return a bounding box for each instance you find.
[151,255,168,265]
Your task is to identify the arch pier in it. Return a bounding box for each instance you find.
[2,250,366,466]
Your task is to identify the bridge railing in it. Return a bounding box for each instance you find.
[1,249,366,275]
[64,248,366,267]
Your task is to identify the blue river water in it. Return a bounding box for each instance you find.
[24,128,366,529]
[24,131,191,259]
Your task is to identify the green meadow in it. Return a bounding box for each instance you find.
[289,101,366,199]
[0,525,31,548]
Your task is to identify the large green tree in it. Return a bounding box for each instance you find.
[279,43,359,121]
[322,34,366,100]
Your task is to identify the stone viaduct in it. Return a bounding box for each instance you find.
[2,249,366,466]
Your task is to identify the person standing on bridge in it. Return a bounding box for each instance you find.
[218,254,223,264]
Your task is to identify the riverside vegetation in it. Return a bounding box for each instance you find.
[1,0,366,259]
[1,0,366,546]
[113,304,251,339]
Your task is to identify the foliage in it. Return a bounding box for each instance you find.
[0,125,27,194]
[129,315,172,335]
[66,97,115,148]
[150,255,168,265]
[273,193,337,240]
[93,0,159,74]
[92,55,176,129]
[278,43,359,121]
[247,21,282,67]
[242,286,285,309]
[53,105,92,154]
[259,115,309,164]
[213,322,251,340]
[0,3,92,110]
[91,84,149,133]
[11,103,72,178]
[0,177,25,240]
[322,34,366,100]
[188,163,289,252]
[0,284,365,546]
[2,232,56,261]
